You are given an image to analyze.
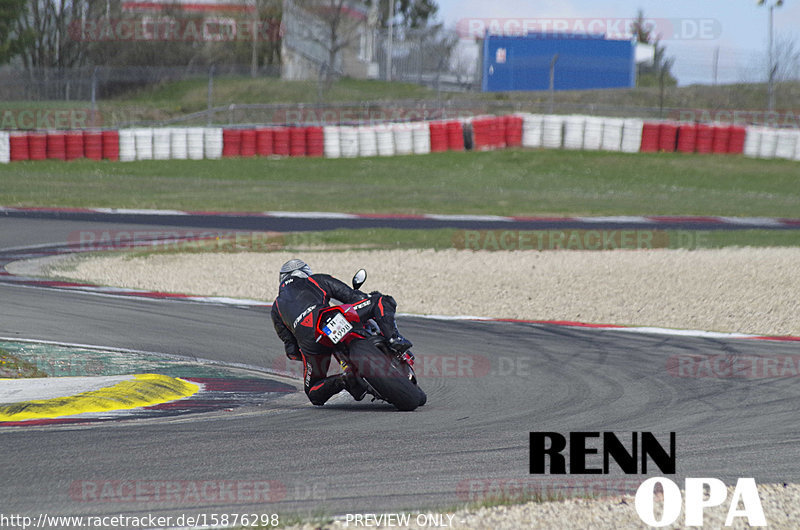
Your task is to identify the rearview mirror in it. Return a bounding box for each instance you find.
[352,269,367,290]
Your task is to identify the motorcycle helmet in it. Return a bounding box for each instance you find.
[279,259,312,283]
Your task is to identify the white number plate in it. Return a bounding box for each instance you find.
[322,312,353,344]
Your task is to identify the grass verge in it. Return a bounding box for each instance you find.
[113,228,800,256]
[9,78,800,125]
[1,149,799,217]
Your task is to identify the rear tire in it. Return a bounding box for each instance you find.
[349,338,420,411]
[417,388,427,406]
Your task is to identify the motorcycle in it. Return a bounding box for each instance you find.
[313,269,426,411]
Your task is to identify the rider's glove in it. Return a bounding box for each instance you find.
[285,344,302,361]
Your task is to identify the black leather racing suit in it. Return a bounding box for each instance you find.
[271,273,400,405]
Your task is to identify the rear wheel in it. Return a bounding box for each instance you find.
[348,338,420,411]
[417,388,427,406]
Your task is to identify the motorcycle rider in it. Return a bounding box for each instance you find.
[271,259,412,406]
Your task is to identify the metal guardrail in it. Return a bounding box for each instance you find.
[119,99,719,128]
[0,65,280,102]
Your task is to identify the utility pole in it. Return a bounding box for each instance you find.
[386,0,394,81]
[712,47,719,86]
[768,4,775,111]
[207,65,215,126]
[549,53,559,114]
[757,0,784,112]
[251,0,258,77]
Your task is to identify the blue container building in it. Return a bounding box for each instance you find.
[482,33,635,92]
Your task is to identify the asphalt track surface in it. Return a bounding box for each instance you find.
[2,216,800,524]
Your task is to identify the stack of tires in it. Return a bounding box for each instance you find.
[563,115,585,150]
[289,127,307,157]
[9,133,28,161]
[601,118,624,152]
[446,120,464,151]
[204,128,223,159]
[256,127,273,156]
[102,130,120,161]
[323,126,341,158]
[542,115,564,149]
[185,128,204,159]
[27,132,47,160]
[392,123,413,155]
[695,124,714,154]
[521,114,544,148]
[84,131,104,161]
[620,119,643,153]
[222,129,241,157]
[118,130,136,161]
[411,122,430,154]
[133,128,153,160]
[375,124,395,156]
[47,132,67,160]
[273,127,290,156]
[306,126,324,157]
[358,126,377,157]
[0,131,9,163]
[504,115,523,147]
[339,126,359,158]
[170,128,188,160]
[639,122,660,152]
[428,121,448,152]
[583,117,604,150]
[240,129,257,157]
[152,128,171,160]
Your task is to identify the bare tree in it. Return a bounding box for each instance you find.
[772,33,800,81]
[371,0,438,30]
[0,0,30,64]
[15,0,91,70]
[630,9,676,87]
[289,0,366,91]
[449,40,476,89]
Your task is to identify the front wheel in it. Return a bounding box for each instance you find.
[348,338,421,411]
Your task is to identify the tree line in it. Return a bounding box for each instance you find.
[0,0,441,72]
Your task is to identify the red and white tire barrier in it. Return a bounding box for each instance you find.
[1,115,797,163]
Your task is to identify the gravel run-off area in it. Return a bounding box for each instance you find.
[46,247,800,336]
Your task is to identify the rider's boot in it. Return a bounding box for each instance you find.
[388,333,413,353]
[371,294,413,353]
[341,369,367,401]
[374,315,413,353]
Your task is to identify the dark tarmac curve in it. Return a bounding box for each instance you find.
[1,217,800,523]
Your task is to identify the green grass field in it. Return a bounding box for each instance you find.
[2,149,799,218]
[119,227,800,254]
[7,77,800,126]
